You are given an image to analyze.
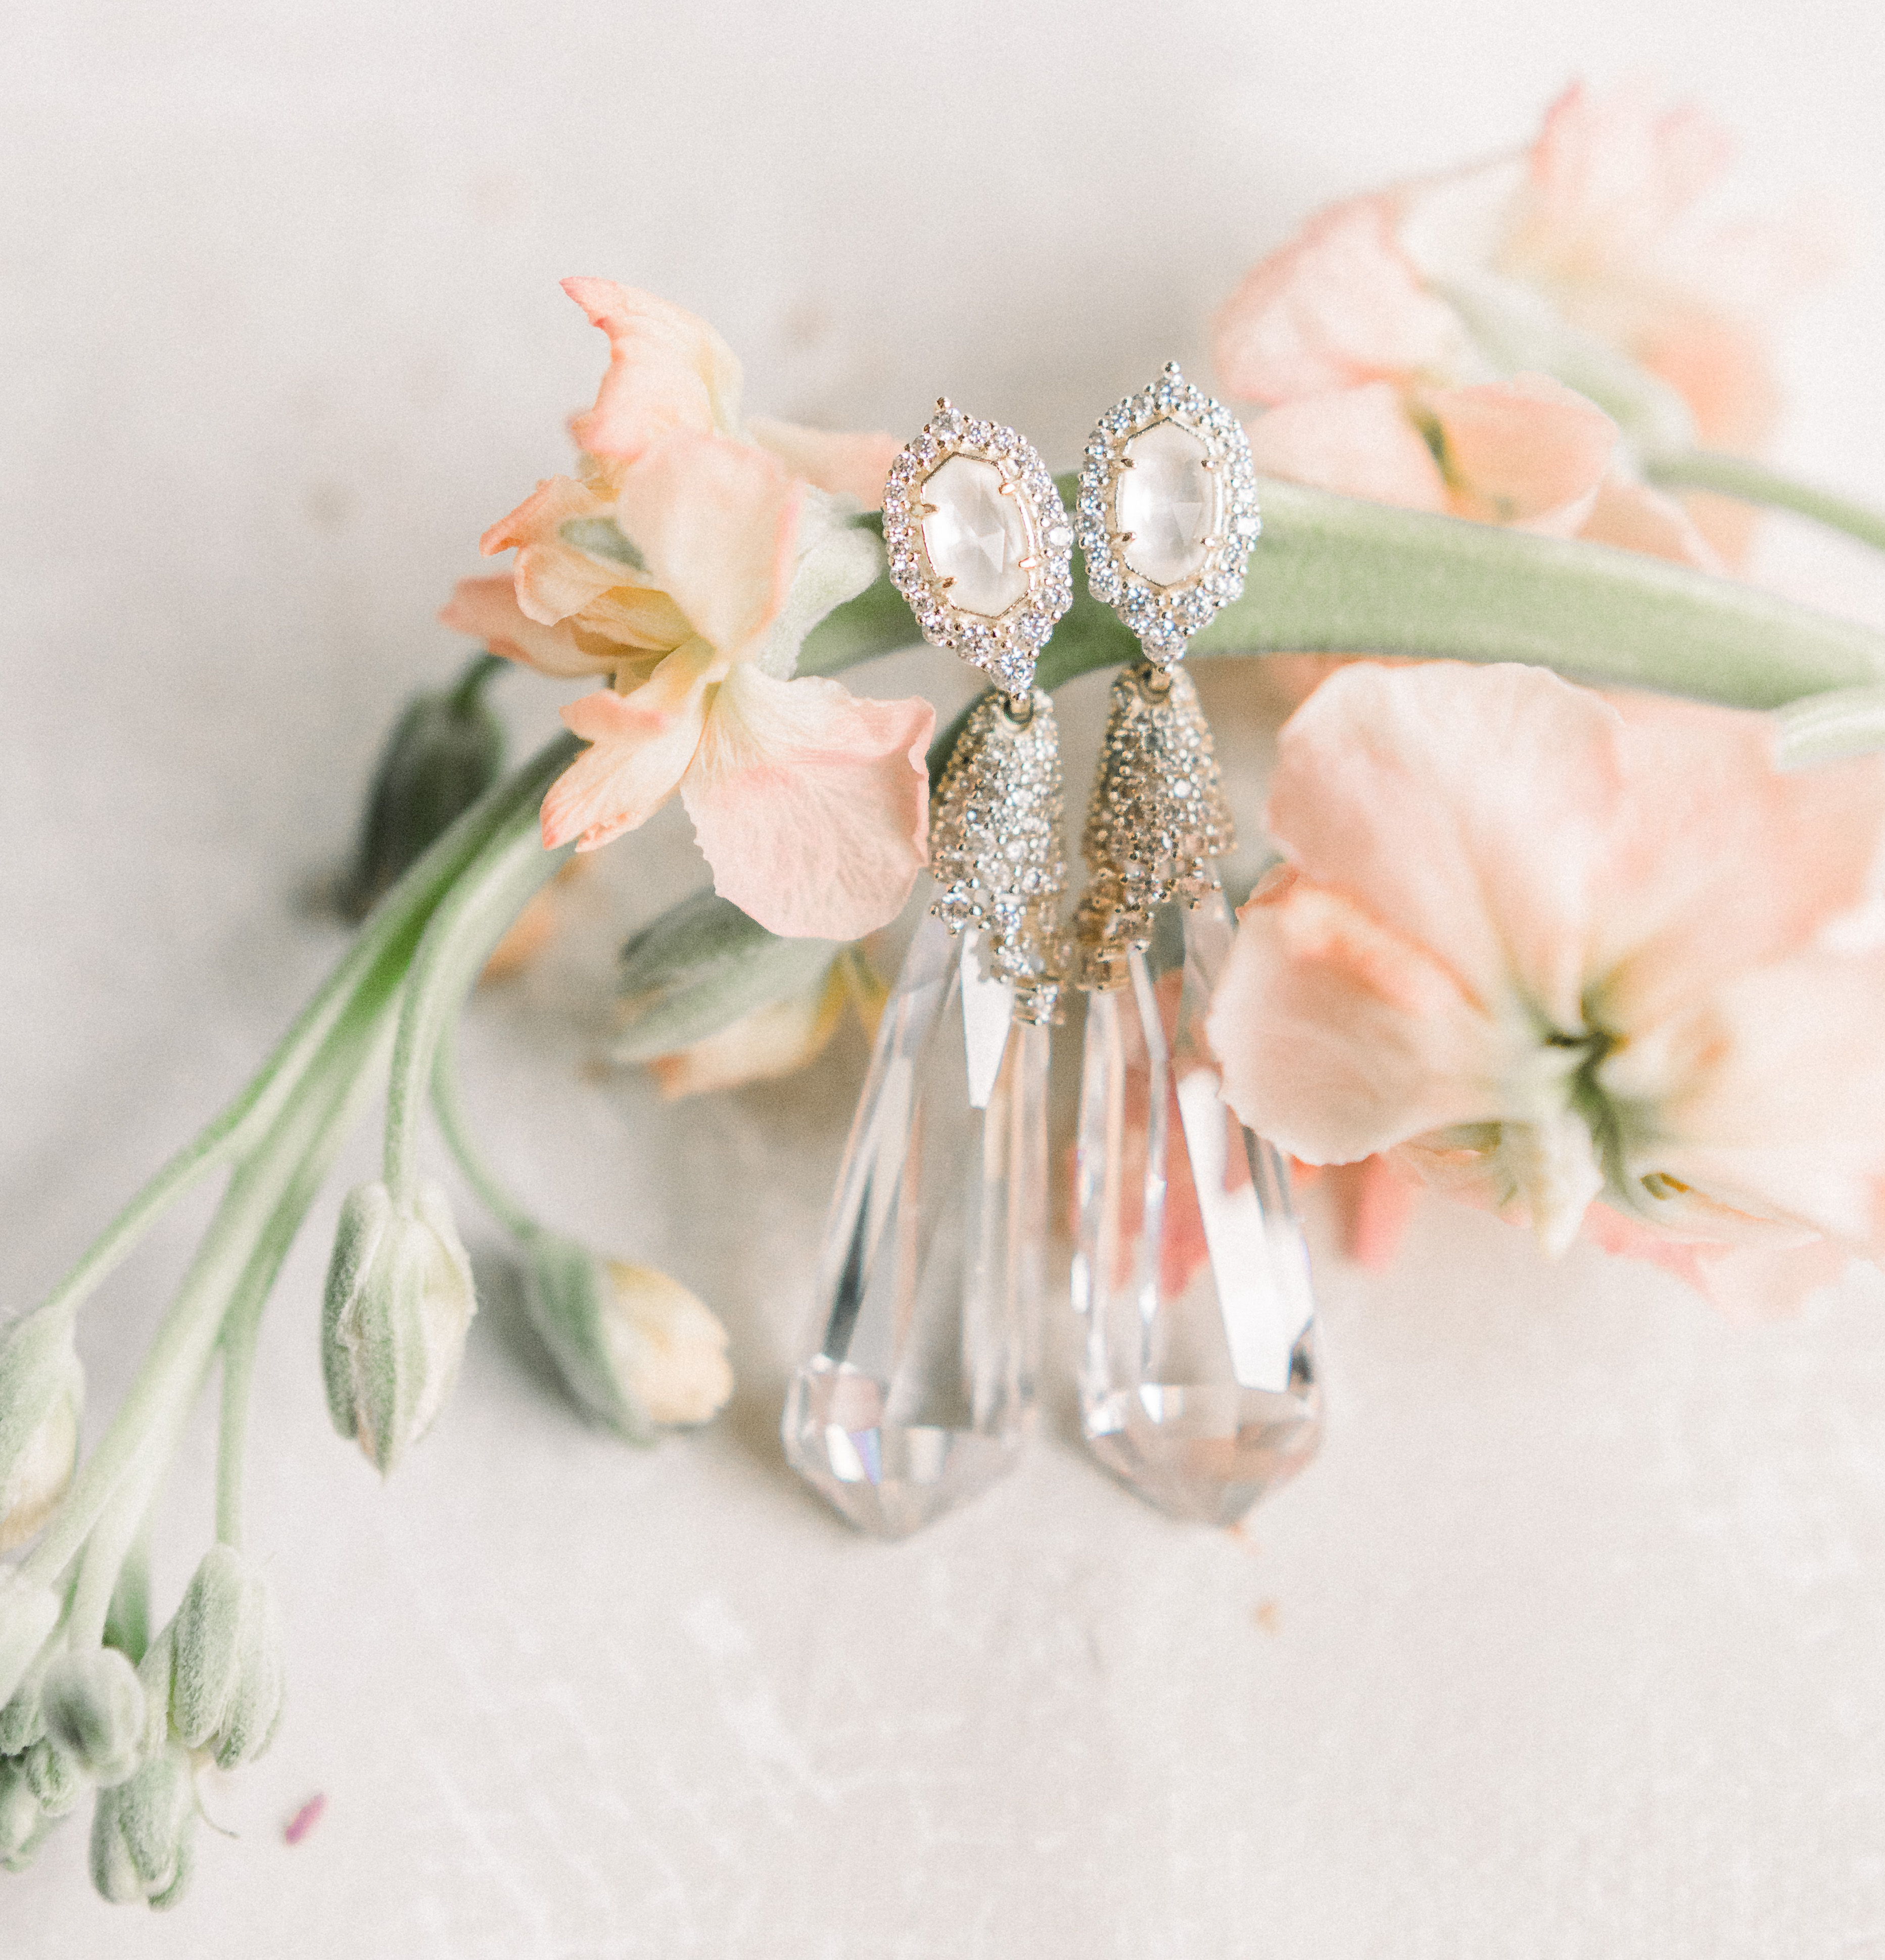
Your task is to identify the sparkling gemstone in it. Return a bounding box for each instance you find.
[1072,895,1320,1526]
[920,455,1034,618]
[784,918,1048,1538]
[1115,419,1219,589]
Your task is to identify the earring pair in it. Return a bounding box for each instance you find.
[782,372,1318,1538]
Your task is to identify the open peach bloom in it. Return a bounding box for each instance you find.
[1206,660,1885,1313]
[1216,79,1834,458]
[443,280,932,941]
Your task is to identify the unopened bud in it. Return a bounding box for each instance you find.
[0,1576,61,1710]
[322,1180,476,1474]
[22,1733,84,1816]
[0,1310,83,1553]
[168,1546,284,1770]
[0,1756,42,1866]
[339,658,505,920]
[42,1646,146,1788]
[88,1744,196,1909]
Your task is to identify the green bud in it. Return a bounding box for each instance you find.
[339,657,506,921]
[0,1576,61,1710]
[88,1744,196,1910]
[168,1546,284,1770]
[0,1309,83,1554]
[42,1646,146,1788]
[0,1654,46,1756]
[522,1235,731,1438]
[0,1755,43,1867]
[322,1180,476,1474]
[22,1733,83,1816]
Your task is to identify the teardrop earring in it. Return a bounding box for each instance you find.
[781,401,1073,1538]
[1068,366,1322,1526]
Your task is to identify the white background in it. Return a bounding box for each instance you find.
[8,4,1885,1954]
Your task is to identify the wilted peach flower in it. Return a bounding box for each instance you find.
[1207,660,1885,1315]
[444,280,933,941]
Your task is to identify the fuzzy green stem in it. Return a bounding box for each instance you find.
[1645,449,1885,557]
[381,757,577,1201]
[430,1019,539,1242]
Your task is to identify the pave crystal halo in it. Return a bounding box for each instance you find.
[1074,363,1261,667]
[882,399,1074,696]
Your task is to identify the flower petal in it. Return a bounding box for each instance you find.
[1244,385,1447,510]
[1212,198,1472,404]
[680,664,933,940]
[540,642,716,852]
[1577,474,1720,567]
[562,278,743,460]
[1207,867,1506,1163]
[1425,373,1616,535]
[1265,661,1625,1025]
[439,576,614,680]
[613,433,801,658]
[480,475,623,625]
[747,417,902,510]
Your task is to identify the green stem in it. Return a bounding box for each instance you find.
[449,649,508,713]
[1645,449,1885,557]
[32,750,540,1329]
[430,1019,538,1242]
[381,756,577,1200]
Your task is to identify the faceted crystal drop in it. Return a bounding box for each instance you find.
[784,917,1048,1538]
[1072,894,1320,1525]
[921,454,1033,617]
[1115,419,1219,587]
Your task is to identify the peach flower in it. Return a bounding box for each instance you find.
[1207,660,1885,1312]
[443,280,933,941]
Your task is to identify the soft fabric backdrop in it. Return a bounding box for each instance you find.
[6,4,1885,1955]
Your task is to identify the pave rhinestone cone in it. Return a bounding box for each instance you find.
[783,918,1049,1538]
[1072,895,1321,1526]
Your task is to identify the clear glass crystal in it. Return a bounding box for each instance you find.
[784,916,1048,1538]
[1072,893,1321,1525]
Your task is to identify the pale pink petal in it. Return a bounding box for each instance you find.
[1326,1156,1421,1268]
[540,643,716,852]
[480,475,623,625]
[1425,374,1616,535]
[1632,303,1780,451]
[1577,474,1721,567]
[1582,1202,1851,1320]
[1244,386,1447,511]
[613,433,801,658]
[562,278,743,461]
[747,417,902,510]
[1207,868,1507,1164]
[1265,661,1625,1025]
[439,576,614,680]
[1212,198,1470,404]
[1588,700,1885,1027]
[680,664,932,939]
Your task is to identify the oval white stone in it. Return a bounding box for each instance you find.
[920,455,1033,618]
[1115,419,1218,587]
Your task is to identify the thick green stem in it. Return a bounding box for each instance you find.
[381,753,577,1200]
[1645,449,1885,557]
[430,1020,539,1242]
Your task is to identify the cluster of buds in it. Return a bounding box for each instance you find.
[0,1545,284,1907]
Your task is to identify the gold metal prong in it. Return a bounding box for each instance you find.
[1017,555,1041,571]
[939,576,957,590]
[916,501,939,515]
[935,396,952,410]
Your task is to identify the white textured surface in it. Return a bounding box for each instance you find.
[8,4,1885,1953]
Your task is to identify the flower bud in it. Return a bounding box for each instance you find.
[88,1744,196,1909]
[339,662,505,921]
[0,1310,83,1553]
[0,1576,61,1711]
[522,1237,732,1435]
[322,1180,477,1474]
[0,1756,43,1867]
[22,1733,84,1816]
[167,1546,284,1770]
[42,1646,146,1788]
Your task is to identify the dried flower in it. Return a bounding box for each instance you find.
[1208,661,1885,1310]
[442,280,934,940]
[321,1181,476,1473]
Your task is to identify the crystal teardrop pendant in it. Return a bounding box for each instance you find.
[782,917,1049,1537]
[1072,895,1320,1526]
[783,687,1067,1538]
